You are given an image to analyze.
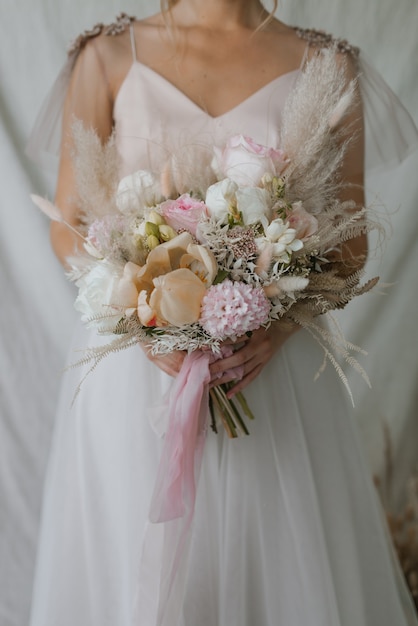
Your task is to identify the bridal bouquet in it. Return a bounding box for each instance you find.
[32,52,378,437]
[31,51,383,624]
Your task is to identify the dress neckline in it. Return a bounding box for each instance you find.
[114,60,301,121]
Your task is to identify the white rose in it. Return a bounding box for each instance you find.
[205,178,238,222]
[235,187,272,229]
[116,170,163,214]
[74,262,125,332]
[205,179,271,228]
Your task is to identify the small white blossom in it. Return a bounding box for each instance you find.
[256,218,304,262]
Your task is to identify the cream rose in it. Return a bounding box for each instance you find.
[212,135,289,187]
[205,179,271,227]
[116,170,163,214]
[74,262,125,331]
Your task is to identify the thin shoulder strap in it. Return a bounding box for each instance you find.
[299,43,310,70]
[129,24,138,63]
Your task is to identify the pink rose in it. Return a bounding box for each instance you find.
[160,194,208,237]
[286,202,318,241]
[212,135,289,187]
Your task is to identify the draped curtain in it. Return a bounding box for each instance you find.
[0,1,417,624]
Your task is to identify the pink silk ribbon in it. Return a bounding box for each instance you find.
[149,350,211,525]
[135,350,212,626]
[134,347,244,626]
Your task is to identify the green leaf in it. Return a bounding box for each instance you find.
[144,326,165,337]
[213,269,229,285]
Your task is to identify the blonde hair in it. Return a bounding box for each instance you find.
[160,1,279,29]
[160,0,180,9]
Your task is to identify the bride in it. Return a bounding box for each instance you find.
[28,1,418,625]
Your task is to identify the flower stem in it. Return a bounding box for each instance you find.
[209,388,237,438]
[234,390,255,421]
[217,385,250,436]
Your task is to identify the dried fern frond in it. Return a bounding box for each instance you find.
[69,334,140,402]
[280,50,357,214]
[72,120,120,224]
[283,309,371,402]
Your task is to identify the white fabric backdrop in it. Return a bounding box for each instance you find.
[0,1,417,625]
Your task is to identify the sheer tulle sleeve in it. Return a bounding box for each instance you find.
[47,39,114,237]
[26,14,135,171]
[60,41,114,144]
[26,40,114,173]
[357,53,418,171]
[25,52,78,171]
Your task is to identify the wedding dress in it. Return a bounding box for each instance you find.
[28,15,418,626]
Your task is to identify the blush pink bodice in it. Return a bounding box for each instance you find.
[113,60,300,178]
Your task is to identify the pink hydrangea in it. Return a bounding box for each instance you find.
[200,280,271,339]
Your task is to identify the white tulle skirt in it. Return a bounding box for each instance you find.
[29,323,417,626]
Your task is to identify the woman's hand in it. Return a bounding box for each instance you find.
[210,322,300,397]
[141,345,187,377]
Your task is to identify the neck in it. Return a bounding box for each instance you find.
[168,0,270,31]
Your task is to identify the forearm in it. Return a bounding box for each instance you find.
[328,233,368,275]
[50,221,86,269]
[328,172,368,274]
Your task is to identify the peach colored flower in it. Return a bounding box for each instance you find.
[134,232,194,294]
[137,290,162,327]
[286,202,318,241]
[179,243,218,286]
[115,262,143,315]
[116,232,217,326]
[150,269,207,326]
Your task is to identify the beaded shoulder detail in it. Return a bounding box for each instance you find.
[293,27,360,58]
[67,18,360,59]
[68,12,135,56]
